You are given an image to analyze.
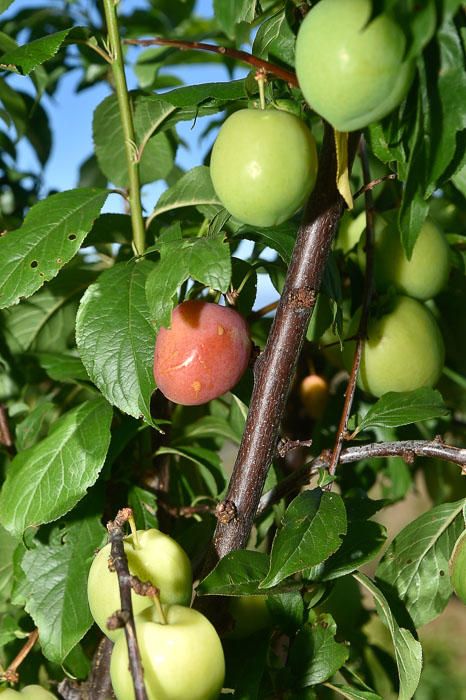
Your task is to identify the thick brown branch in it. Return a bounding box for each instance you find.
[328,137,375,477]
[124,38,298,87]
[209,125,360,562]
[257,439,466,514]
[107,509,148,700]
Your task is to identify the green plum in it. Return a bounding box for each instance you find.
[110,605,225,700]
[210,108,318,227]
[359,216,450,300]
[87,528,192,641]
[295,0,414,131]
[228,595,271,639]
[344,296,445,397]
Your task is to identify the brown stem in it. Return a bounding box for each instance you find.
[107,508,148,700]
[58,636,115,700]
[1,629,39,683]
[123,38,298,87]
[0,404,14,456]
[248,300,280,321]
[208,125,360,562]
[257,439,466,514]
[327,137,375,479]
[353,173,396,200]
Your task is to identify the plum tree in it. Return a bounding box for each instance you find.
[154,300,251,406]
[295,0,414,131]
[110,604,225,700]
[210,108,317,227]
[87,528,192,641]
[344,296,445,397]
[362,217,450,300]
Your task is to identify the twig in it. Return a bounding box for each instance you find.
[207,125,360,563]
[123,38,298,87]
[1,629,39,683]
[327,137,375,480]
[248,300,280,320]
[107,508,148,700]
[257,439,466,514]
[353,173,396,199]
[0,405,14,455]
[58,636,115,700]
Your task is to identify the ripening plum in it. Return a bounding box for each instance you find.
[154,300,251,405]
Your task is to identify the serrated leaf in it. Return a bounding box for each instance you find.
[376,499,466,627]
[22,514,106,663]
[150,166,221,219]
[93,94,174,187]
[319,520,387,581]
[0,27,87,75]
[354,572,422,700]
[214,0,257,38]
[289,613,349,687]
[234,221,296,264]
[198,550,270,596]
[15,400,57,451]
[0,398,112,536]
[260,490,347,589]
[253,10,295,65]
[37,352,90,384]
[353,388,448,437]
[76,260,156,423]
[163,79,247,108]
[324,683,383,700]
[156,445,225,496]
[0,188,108,309]
[128,486,158,530]
[145,235,231,328]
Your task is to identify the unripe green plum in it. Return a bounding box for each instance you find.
[360,217,450,300]
[0,690,19,698]
[210,108,318,227]
[110,605,225,700]
[450,530,466,605]
[228,595,271,639]
[19,687,56,699]
[295,0,414,131]
[87,528,192,641]
[154,300,251,406]
[344,296,445,397]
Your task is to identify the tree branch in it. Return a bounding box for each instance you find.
[257,439,466,514]
[123,38,298,87]
[107,509,148,700]
[209,125,360,562]
[327,137,375,478]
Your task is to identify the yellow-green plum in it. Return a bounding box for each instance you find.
[20,687,56,699]
[295,0,414,131]
[210,108,318,227]
[0,690,19,698]
[344,296,445,397]
[154,300,251,406]
[450,531,466,605]
[299,375,329,420]
[369,218,450,300]
[110,605,225,700]
[87,528,192,641]
[228,595,271,639]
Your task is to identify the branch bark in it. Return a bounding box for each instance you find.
[211,125,360,561]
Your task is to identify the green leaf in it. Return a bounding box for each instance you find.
[0,188,108,309]
[318,520,387,581]
[0,398,112,536]
[289,613,350,687]
[0,28,87,75]
[0,525,17,602]
[214,0,257,38]
[93,94,174,187]
[324,683,383,700]
[353,388,448,437]
[180,415,240,445]
[0,0,15,15]
[354,572,422,700]
[260,490,347,589]
[37,352,90,384]
[76,261,156,423]
[149,165,221,219]
[163,80,247,108]
[198,550,270,596]
[376,499,466,627]
[15,400,57,451]
[22,514,106,664]
[128,486,158,530]
[234,221,296,264]
[145,234,231,328]
[253,10,295,66]
[156,445,225,496]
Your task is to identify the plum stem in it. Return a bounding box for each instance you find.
[151,593,168,625]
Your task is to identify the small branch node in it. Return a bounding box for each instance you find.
[215,499,238,524]
[106,609,130,630]
[277,438,313,458]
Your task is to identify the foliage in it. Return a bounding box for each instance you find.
[0,0,465,698]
